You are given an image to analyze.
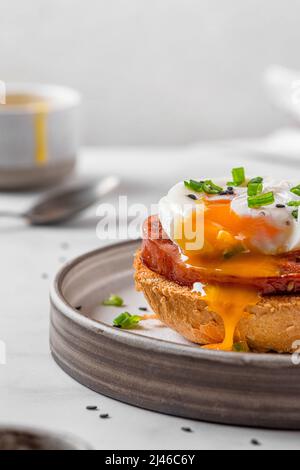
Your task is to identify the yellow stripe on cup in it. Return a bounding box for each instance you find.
[34,103,48,166]
[0,94,49,166]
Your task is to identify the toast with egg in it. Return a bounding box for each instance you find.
[135,252,300,353]
[135,169,300,353]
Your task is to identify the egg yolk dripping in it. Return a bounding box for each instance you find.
[175,197,281,351]
[201,284,260,351]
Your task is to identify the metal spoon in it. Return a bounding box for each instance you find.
[0,176,120,225]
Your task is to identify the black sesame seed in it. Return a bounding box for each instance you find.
[139,307,148,312]
[251,439,261,446]
[187,194,198,201]
[181,427,193,433]
[86,406,98,411]
[75,306,82,311]
[99,414,110,419]
[227,187,234,191]
[219,191,228,196]
[259,211,266,217]
[276,204,286,209]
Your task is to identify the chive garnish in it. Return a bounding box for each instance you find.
[184,180,204,192]
[287,201,300,207]
[248,192,275,208]
[184,179,223,195]
[247,182,263,197]
[202,180,223,194]
[287,201,300,220]
[249,177,263,184]
[113,312,142,329]
[291,185,300,196]
[228,167,246,187]
[103,294,124,307]
[247,177,263,196]
[232,341,250,353]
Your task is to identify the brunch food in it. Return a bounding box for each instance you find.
[135,168,300,353]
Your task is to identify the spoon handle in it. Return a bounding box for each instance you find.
[0,211,25,219]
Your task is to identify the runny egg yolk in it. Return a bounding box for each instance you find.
[201,284,260,351]
[175,198,281,351]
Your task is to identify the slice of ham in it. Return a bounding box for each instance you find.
[140,215,300,295]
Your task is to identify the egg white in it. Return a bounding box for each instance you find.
[158,178,300,255]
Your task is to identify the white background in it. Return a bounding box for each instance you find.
[0,0,299,145]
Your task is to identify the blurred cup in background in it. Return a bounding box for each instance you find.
[0,83,81,190]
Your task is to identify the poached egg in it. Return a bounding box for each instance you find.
[158,175,300,351]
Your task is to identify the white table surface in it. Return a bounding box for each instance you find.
[1,143,300,451]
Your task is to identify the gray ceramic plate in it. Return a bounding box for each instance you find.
[50,240,300,430]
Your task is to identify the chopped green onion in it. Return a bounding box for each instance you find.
[184,180,204,193]
[287,201,300,207]
[184,179,223,194]
[247,182,263,197]
[247,177,263,196]
[291,185,300,196]
[292,209,299,221]
[248,191,275,208]
[227,167,245,187]
[232,341,250,353]
[113,312,142,329]
[249,177,263,184]
[202,180,223,194]
[103,294,124,307]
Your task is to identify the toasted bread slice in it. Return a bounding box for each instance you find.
[134,252,300,353]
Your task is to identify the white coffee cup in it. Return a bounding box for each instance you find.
[0,83,81,189]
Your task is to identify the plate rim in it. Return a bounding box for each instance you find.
[50,239,295,368]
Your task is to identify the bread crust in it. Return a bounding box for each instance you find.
[134,252,300,353]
